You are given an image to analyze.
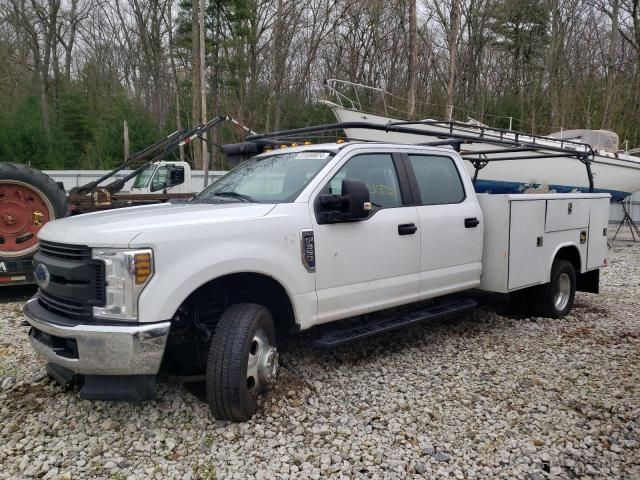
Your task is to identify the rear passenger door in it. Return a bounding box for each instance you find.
[403,152,484,299]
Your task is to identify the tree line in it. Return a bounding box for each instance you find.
[1,0,639,171]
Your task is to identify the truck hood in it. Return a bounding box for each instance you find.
[38,202,277,246]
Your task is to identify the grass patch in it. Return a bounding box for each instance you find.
[194,463,217,480]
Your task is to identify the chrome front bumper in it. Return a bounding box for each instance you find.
[24,297,170,376]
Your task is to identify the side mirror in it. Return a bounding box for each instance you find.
[169,166,185,185]
[150,181,166,192]
[317,179,371,224]
[342,179,370,220]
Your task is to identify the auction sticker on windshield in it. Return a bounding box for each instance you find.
[295,152,331,160]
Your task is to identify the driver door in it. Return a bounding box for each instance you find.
[311,151,421,324]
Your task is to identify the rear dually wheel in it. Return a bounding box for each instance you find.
[530,259,576,318]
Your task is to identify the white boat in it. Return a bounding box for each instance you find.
[322,80,640,202]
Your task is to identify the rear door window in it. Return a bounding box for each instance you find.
[407,155,465,205]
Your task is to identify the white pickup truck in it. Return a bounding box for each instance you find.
[24,142,609,421]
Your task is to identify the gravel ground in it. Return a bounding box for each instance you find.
[1,236,639,480]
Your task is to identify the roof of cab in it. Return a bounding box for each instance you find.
[256,141,457,157]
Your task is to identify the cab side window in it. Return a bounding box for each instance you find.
[150,166,169,192]
[326,153,402,208]
[150,165,186,192]
[408,155,465,205]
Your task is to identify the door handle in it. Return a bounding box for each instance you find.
[398,223,418,235]
[465,217,480,228]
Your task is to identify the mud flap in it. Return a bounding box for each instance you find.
[79,375,156,402]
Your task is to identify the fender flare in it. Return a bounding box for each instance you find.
[547,242,583,281]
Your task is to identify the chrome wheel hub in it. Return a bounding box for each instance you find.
[246,329,278,395]
[554,272,571,311]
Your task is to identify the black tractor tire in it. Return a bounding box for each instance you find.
[0,163,68,258]
[206,303,278,422]
[528,259,576,319]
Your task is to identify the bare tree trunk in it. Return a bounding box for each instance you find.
[199,0,209,185]
[166,5,184,162]
[445,0,461,120]
[547,0,563,126]
[407,0,417,117]
[269,0,285,131]
[43,0,60,129]
[633,0,640,78]
[61,0,79,84]
[26,0,61,139]
[52,24,60,105]
[210,41,220,169]
[39,73,50,136]
[191,0,202,168]
[123,119,129,161]
[602,0,619,128]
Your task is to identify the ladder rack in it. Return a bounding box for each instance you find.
[389,120,591,154]
[244,121,596,192]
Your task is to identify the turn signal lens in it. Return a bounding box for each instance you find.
[134,252,152,284]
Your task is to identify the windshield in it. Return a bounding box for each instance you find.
[193,151,334,204]
[132,165,156,189]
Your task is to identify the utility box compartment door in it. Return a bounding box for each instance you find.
[545,199,590,232]
[587,198,609,269]
[508,200,547,290]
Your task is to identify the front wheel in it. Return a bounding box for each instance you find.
[206,303,278,422]
[530,259,576,318]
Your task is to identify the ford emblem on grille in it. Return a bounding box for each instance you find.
[34,263,50,289]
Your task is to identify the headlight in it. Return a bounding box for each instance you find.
[91,248,154,321]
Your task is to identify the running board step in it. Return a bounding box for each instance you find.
[313,298,477,348]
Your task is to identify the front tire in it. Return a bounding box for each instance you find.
[206,303,278,422]
[530,259,576,318]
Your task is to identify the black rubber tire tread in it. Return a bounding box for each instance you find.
[529,259,576,319]
[206,303,275,422]
[0,163,69,256]
[0,163,68,218]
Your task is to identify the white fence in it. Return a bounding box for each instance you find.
[44,169,227,194]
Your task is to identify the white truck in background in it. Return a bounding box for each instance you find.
[129,161,193,194]
[24,141,609,422]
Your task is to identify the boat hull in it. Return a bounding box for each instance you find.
[330,106,640,201]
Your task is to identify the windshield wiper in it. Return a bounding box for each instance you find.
[212,191,258,203]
